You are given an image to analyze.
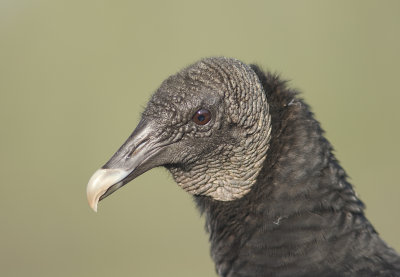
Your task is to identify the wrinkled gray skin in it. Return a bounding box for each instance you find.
[143,58,271,200]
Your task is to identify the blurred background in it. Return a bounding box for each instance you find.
[1,1,399,276]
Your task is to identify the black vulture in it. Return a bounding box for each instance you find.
[87,57,400,276]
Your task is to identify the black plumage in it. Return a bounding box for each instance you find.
[87,57,400,276]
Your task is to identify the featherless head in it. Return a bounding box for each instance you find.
[146,57,272,200]
[87,57,272,210]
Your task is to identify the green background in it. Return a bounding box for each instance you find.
[1,1,399,276]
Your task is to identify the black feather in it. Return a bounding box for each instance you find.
[194,65,400,277]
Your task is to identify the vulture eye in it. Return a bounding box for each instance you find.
[192,109,211,125]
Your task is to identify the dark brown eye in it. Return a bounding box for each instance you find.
[192,109,211,125]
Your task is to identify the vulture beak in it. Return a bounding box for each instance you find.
[87,120,163,212]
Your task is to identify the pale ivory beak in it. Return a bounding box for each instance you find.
[86,169,131,212]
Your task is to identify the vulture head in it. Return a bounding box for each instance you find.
[87,57,400,276]
[87,57,271,210]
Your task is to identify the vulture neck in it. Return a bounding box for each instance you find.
[194,69,376,276]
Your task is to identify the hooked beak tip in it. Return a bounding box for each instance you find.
[90,201,98,213]
[88,192,99,212]
[86,168,131,212]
